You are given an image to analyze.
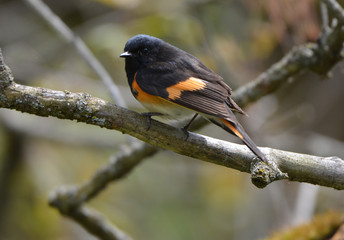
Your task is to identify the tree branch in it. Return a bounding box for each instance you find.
[49,201,132,240]
[1,49,344,190]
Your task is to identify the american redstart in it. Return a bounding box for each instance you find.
[120,34,267,163]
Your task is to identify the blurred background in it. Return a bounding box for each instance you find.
[0,0,344,239]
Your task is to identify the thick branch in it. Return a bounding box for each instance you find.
[0,73,276,176]
[0,53,343,189]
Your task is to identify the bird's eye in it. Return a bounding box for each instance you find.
[140,48,148,55]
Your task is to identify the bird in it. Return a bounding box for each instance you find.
[120,34,267,163]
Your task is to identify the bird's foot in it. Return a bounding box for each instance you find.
[141,112,164,130]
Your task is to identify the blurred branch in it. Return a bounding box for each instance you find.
[324,0,344,22]
[234,0,344,107]
[2,50,344,190]
[49,142,157,208]
[0,111,126,148]
[23,0,127,107]
[49,203,132,240]
[321,2,331,35]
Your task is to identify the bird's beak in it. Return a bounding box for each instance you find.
[120,51,132,58]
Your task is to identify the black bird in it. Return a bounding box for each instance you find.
[120,34,267,163]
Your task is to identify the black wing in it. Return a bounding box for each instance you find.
[135,58,246,118]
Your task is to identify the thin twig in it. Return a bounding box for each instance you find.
[49,142,158,209]
[49,202,132,240]
[321,2,331,35]
[324,0,344,23]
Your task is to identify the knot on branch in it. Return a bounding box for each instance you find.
[48,186,82,214]
[250,158,289,188]
[0,49,14,89]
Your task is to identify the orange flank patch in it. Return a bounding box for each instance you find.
[132,73,165,104]
[220,119,243,139]
[166,77,206,100]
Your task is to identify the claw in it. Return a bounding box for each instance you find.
[181,126,190,140]
[181,113,198,140]
[141,112,164,130]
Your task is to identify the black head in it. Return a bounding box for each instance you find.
[120,34,180,67]
[120,34,220,84]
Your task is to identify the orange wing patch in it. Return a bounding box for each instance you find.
[166,77,206,100]
[220,119,244,139]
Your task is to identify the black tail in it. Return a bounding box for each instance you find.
[209,117,268,163]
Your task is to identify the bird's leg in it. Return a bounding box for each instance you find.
[181,113,198,139]
[141,112,164,130]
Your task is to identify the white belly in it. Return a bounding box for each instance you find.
[141,102,195,120]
